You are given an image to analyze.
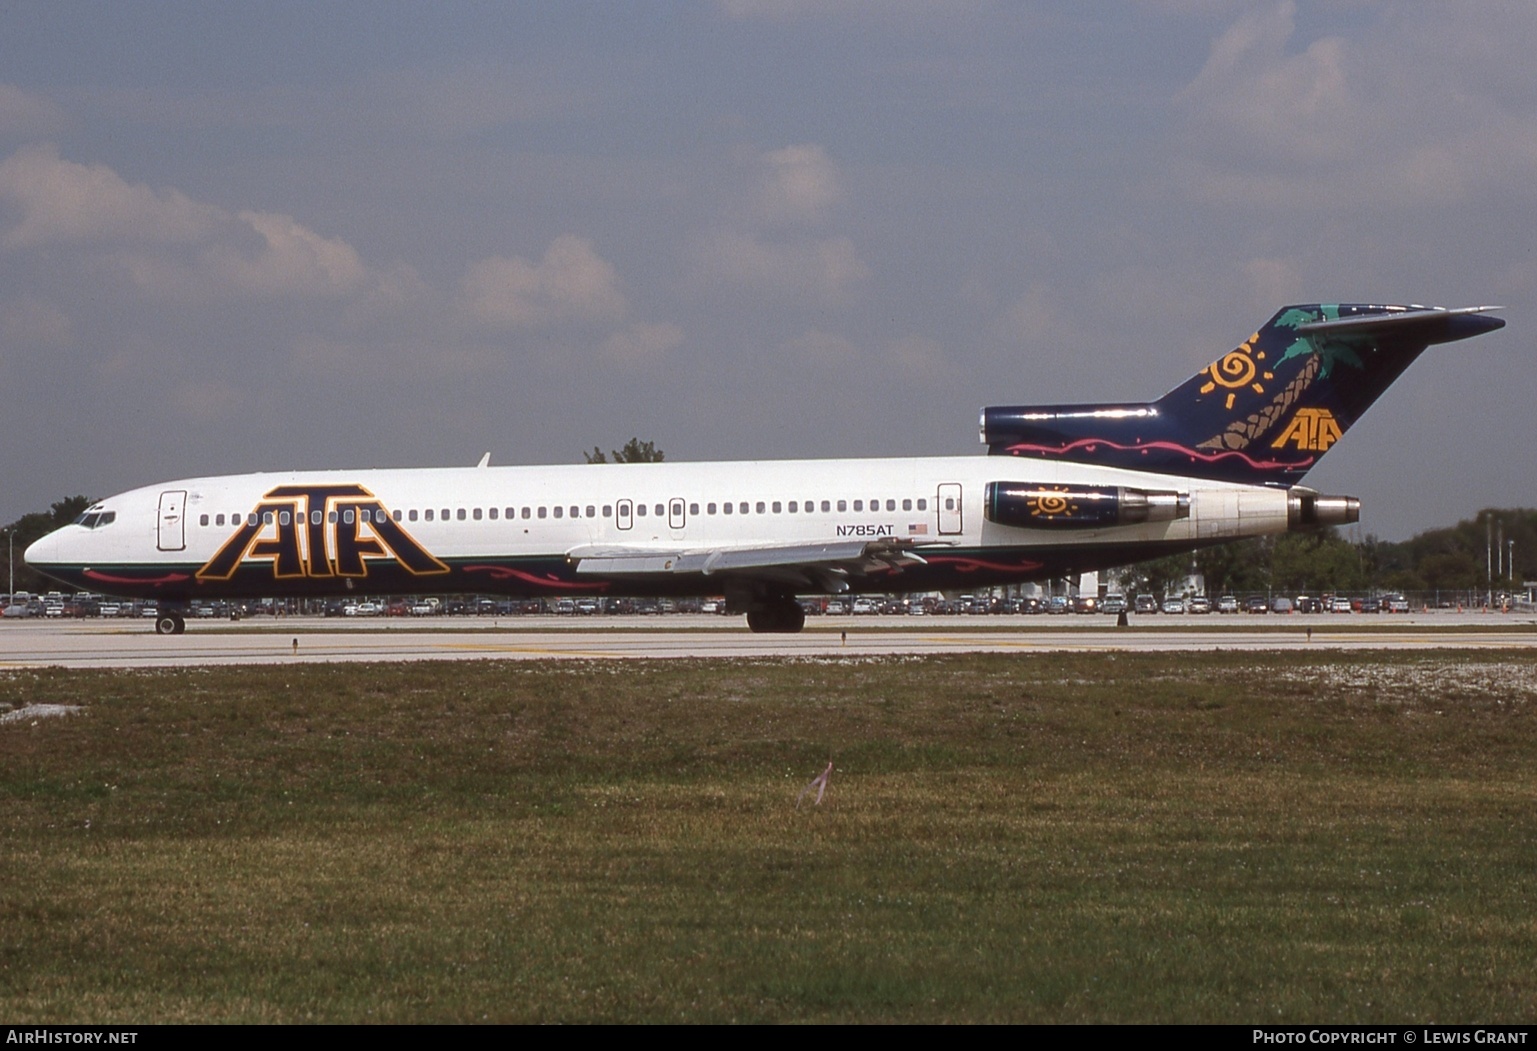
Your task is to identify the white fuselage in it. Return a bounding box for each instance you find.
[26,454,1293,604]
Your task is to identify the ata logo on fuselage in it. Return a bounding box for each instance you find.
[1270,408,1342,452]
[196,484,449,581]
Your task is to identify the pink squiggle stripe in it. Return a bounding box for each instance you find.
[924,556,1046,575]
[84,570,191,586]
[461,564,610,592]
[1004,438,1313,473]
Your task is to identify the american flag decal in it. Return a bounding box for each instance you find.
[908,522,928,535]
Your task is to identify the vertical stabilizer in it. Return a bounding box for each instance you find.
[981,303,1503,486]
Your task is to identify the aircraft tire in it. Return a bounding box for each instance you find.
[154,612,186,636]
[746,599,806,634]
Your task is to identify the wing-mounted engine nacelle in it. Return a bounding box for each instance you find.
[985,482,1189,531]
[1287,489,1360,530]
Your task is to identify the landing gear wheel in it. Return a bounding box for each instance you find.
[155,612,186,636]
[746,598,806,634]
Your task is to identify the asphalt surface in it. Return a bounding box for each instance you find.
[1,612,1534,668]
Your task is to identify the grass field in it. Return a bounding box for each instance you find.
[3,652,1535,1022]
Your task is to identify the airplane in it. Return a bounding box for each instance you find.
[25,302,1504,635]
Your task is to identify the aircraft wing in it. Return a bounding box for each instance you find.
[566,538,939,593]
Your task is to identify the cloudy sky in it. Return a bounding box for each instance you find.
[0,1,1529,539]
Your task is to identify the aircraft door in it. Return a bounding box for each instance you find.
[937,483,963,535]
[157,490,187,551]
[616,499,633,531]
[668,498,686,530]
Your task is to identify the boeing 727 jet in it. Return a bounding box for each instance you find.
[25,303,1504,634]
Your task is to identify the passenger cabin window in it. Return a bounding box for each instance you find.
[425,509,435,521]
[473,508,482,521]
[553,506,563,519]
[722,503,732,515]
[199,514,209,526]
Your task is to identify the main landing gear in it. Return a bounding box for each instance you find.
[745,596,806,634]
[154,609,186,635]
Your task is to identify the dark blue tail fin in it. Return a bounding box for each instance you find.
[982,303,1503,486]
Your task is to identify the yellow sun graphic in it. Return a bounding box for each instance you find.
[1199,334,1275,409]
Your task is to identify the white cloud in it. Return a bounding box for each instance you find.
[0,144,384,302]
[1172,2,1537,209]
[207,211,367,298]
[459,235,628,329]
[692,230,869,304]
[602,321,684,363]
[991,283,1073,350]
[756,144,842,224]
[0,144,222,249]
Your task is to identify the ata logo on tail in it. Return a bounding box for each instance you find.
[197,484,449,581]
[1270,408,1342,452]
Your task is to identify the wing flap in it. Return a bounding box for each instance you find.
[567,538,934,583]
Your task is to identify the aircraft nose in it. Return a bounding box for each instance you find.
[24,529,62,569]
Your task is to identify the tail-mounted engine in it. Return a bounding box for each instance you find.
[985,482,1189,531]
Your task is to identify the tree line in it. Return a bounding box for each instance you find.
[1121,508,1535,599]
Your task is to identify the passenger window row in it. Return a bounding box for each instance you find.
[197,496,930,529]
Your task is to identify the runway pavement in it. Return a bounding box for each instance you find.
[1,612,1534,668]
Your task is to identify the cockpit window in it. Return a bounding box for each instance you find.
[72,511,116,529]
